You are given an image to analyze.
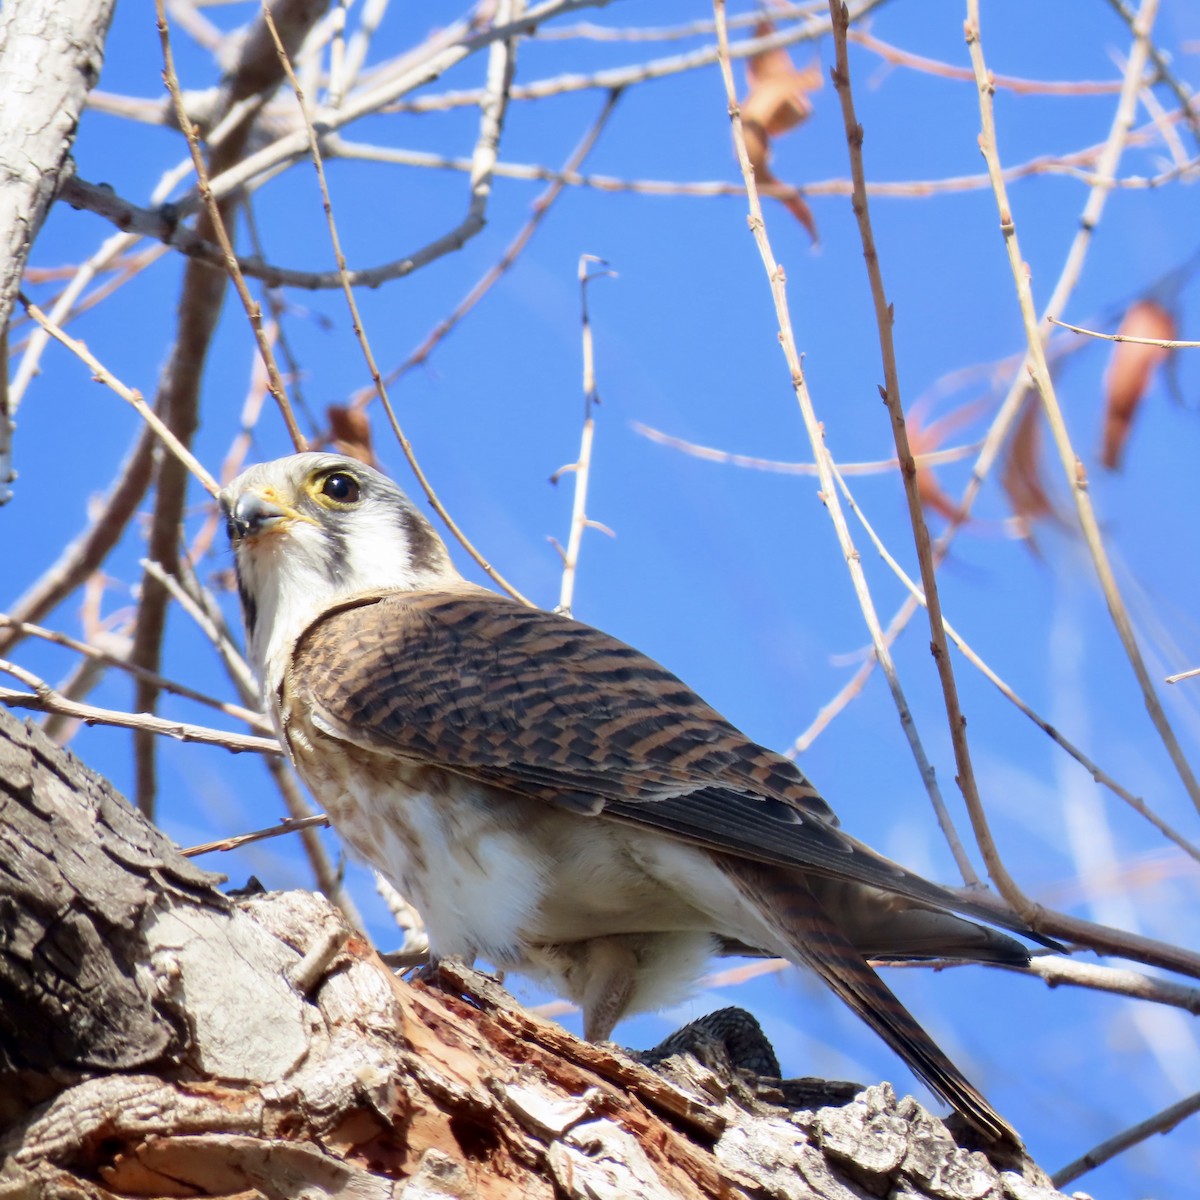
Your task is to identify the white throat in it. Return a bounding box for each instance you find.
[236,507,460,703]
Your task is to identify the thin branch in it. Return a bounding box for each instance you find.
[712,0,978,886]
[262,0,532,605]
[141,558,259,706]
[1021,955,1200,1015]
[554,256,612,617]
[352,88,622,398]
[1166,666,1200,684]
[966,0,1200,822]
[1049,315,1200,349]
[848,27,1130,96]
[827,459,1200,866]
[182,813,331,858]
[633,421,984,475]
[1051,1089,1200,1188]
[0,663,281,757]
[828,0,987,892]
[0,614,270,734]
[18,295,220,496]
[155,0,304,451]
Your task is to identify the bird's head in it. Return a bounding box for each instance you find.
[221,452,458,688]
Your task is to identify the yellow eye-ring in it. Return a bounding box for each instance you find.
[319,472,360,505]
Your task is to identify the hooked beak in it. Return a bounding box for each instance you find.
[226,489,303,541]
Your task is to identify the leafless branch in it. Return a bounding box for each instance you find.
[1051,1089,1200,1187]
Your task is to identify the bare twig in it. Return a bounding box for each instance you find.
[17,296,219,496]
[1049,315,1200,349]
[712,0,978,886]
[1051,1089,1200,1187]
[633,421,984,475]
[827,0,986,890]
[10,227,142,411]
[142,558,259,705]
[155,0,304,451]
[182,813,331,857]
[0,614,270,734]
[848,27,1131,96]
[553,255,613,617]
[262,0,531,605]
[0,660,281,756]
[1166,665,1200,684]
[966,0,1200,822]
[1022,956,1200,1016]
[353,88,622,397]
[1104,0,1200,151]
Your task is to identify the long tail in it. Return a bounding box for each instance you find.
[720,859,1020,1145]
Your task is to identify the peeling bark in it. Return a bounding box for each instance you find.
[0,709,1070,1199]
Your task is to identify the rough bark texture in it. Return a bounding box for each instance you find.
[0,708,1070,1199]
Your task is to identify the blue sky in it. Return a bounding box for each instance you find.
[6,2,1200,1192]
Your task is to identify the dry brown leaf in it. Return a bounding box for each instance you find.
[1102,299,1176,470]
[326,404,377,467]
[909,429,964,523]
[1002,398,1055,536]
[905,398,988,523]
[741,20,821,242]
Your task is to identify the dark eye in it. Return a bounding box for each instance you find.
[320,472,360,504]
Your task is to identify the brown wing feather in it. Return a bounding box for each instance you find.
[718,858,1019,1144]
[287,589,1046,943]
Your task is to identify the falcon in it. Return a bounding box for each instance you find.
[222,451,1047,1144]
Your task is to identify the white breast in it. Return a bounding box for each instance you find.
[280,702,783,1027]
[285,712,551,962]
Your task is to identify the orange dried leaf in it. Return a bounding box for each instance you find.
[746,22,822,134]
[907,408,965,523]
[1101,300,1175,470]
[326,404,377,467]
[741,20,821,241]
[747,21,797,85]
[1002,399,1055,533]
[743,69,820,138]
